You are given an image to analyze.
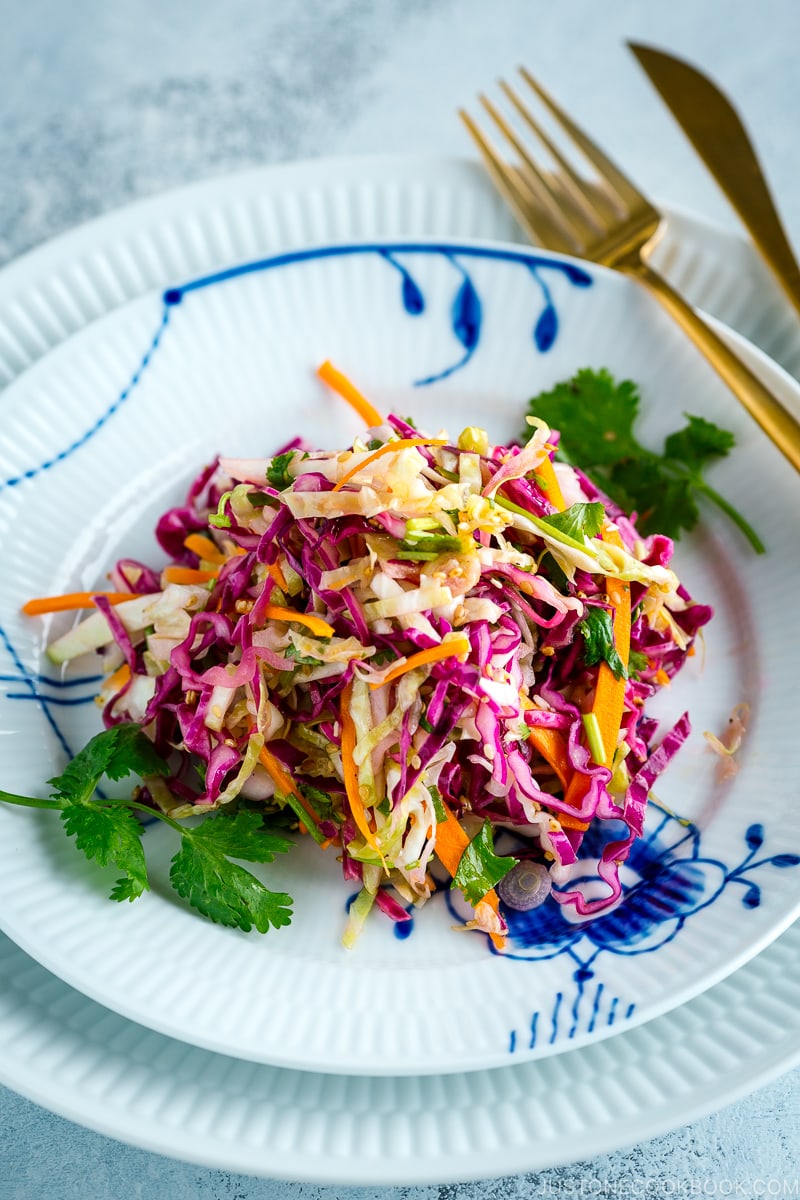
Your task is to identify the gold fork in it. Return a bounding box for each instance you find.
[460,67,800,474]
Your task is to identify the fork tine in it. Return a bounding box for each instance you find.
[458,108,576,255]
[497,79,607,234]
[476,93,577,236]
[518,65,646,211]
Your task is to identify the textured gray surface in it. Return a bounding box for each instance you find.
[1,1072,798,1198]
[1,0,799,1193]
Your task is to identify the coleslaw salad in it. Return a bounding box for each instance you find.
[24,363,711,946]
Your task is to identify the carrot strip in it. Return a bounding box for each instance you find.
[564,527,631,807]
[266,560,289,592]
[317,360,383,428]
[526,725,572,791]
[162,566,218,585]
[183,533,227,564]
[591,533,631,769]
[104,663,131,694]
[339,681,380,850]
[258,745,321,830]
[431,799,471,877]
[435,797,504,950]
[654,668,670,687]
[557,812,590,831]
[183,534,247,565]
[22,591,147,616]
[262,605,334,638]
[369,635,470,689]
[534,449,566,512]
[333,438,447,493]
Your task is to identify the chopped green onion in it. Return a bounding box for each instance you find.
[208,490,233,529]
[582,712,607,765]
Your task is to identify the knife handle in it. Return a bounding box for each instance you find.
[628,258,800,474]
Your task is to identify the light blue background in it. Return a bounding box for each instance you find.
[1,1,799,1195]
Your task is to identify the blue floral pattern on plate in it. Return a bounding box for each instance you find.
[0,243,591,494]
[482,804,800,1052]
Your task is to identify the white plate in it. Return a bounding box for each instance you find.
[2,918,799,1185]
[1,157,800,1182]
[1,212,799,1074]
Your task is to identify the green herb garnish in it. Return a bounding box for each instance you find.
[452,820,516,905]
[523,368,764,553]
[1,725,293,933]
[579,605,627,680]
[627,649,649,678]
[299,784,336,823]
[541,501,605,542]
[266,451,296,490]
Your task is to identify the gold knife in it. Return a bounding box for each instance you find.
[629,41,800,318]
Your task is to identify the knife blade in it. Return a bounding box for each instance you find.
[628,41,800,317]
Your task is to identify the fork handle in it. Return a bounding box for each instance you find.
[627,258,800,473]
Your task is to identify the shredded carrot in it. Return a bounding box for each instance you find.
[434,797,505,950]
[317,360,383,428]
[258,745,321,830]
[266,560,289,592]
[183,533,227,564]
[104,663,131,694]
[339,681,380,850]
[564,527,631,807]
[21,591,147,616]
[183,533,247,565]
[526,725,572,791]
[369,635,470,689]
[557,812,590,831]
[534,449,566,512]
[333,438,447,493]
[654,668,670,687]
[262,605,334,638]
[162,566,218,585]
[591,531,631,769]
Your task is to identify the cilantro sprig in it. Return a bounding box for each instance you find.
[0,724,293,934]
[452,820,516,905]
[579,605,628,681]
[266,451,295,490]
[522,368,764,553]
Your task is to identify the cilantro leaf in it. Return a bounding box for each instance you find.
[523,369,642,466]
[285,644,323,666]
[60,800,149,901]
[664,414,735,472]
[579,606,627,680]
[524,369,764,553]
[627,649,649,677]
[541,501,605,542]
[266,451,295,490]
[452,820,516,906]
[2,728,296,934]
[609,456,700,541]
[299,785,336,823]
[42,725,168,902]
[170,813,293,933]
[180,809,294,862]
[49,724,169,802]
